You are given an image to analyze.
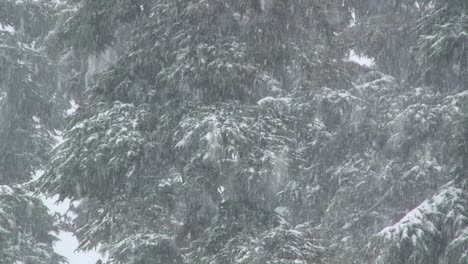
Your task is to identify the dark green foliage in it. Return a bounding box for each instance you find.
[0,1,67,262]
[366,180,468,264]
[347,0,467,90]
[0,185,65,264]
[43,101,153,200]
[415,0,467,91]
[460,114,468,175]
[189,200,325,264]
[0,0,55,42]
[0,0,59,184]
[37,0,468,263]
[56,0,151,55]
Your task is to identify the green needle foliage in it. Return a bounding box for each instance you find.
[31,0,468,263]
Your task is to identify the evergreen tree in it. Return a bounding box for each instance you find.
[38,0,467,263]
[41,0,351,263]
[0,185,65,264]
[366,180,468,264]
[415,0,467,91]
[0,0,66,262]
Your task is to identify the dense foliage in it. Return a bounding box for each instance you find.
[0,0,66,262]
[1,0,465,263]
[0,185,65,264]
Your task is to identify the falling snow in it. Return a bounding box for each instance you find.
[0,0,467,264]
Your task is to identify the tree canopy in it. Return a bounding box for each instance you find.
[1,0,466,263]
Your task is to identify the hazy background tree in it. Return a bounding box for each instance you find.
[0,0,67,262]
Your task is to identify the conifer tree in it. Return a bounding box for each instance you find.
[0,0,67,262]
[41,0,352,263]
[39,0,467,263]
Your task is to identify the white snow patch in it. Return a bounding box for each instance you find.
[378,184,462,243]
[66,100,78,116]
[348,50,375,67]
[257,96,291,109]
[0,185,15,195]
[274,206,288,216]
[233,12,241,20]
[0,23,15,34]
